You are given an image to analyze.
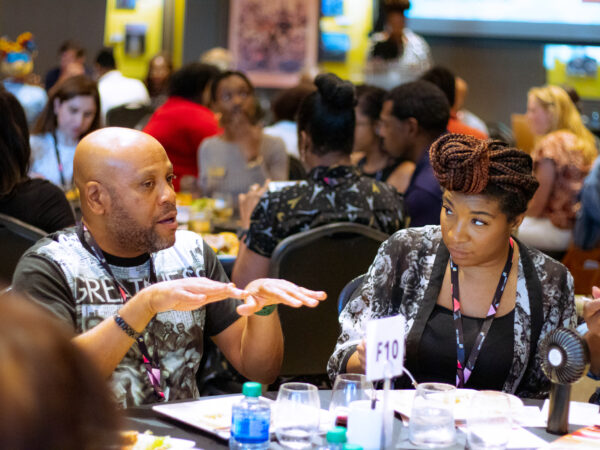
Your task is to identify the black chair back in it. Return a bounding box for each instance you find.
[0,213,46,283]
[269,222,387,377]
[337,273,366,315]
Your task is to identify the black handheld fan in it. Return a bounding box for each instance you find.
[540,328,590,435]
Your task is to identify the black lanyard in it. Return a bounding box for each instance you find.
[52,131,74,191]
[450,237,514,388]
[77,222,165,401]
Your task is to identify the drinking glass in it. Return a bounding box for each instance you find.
[408,382,456,447]
[212,192,234,221]
[274,382,320,449]
[466,391,512,450]
[329,373,374,428]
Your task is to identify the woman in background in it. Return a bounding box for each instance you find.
[0,86,74,232]
[30,75,100,193]
[353,84,415,193]
[519,85,598,252]
[145,52,173,109]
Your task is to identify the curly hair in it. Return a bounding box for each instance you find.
[430,133,539,221]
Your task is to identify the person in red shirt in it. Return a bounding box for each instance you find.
[144,63,221,191]
[421,66,488,140]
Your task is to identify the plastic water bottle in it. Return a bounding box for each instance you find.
[323,426,347,449]
[230,382,270,449]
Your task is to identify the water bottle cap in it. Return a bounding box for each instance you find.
[343,445,363,450]
[326,426,347,443]
[242,381,262,397]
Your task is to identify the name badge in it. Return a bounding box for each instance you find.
[208,167,226,178]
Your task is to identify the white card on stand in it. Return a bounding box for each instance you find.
[366,315,406,382]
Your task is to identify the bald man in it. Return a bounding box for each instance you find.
[12,127,325,407]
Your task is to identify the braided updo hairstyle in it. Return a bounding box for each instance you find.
[297,73,356,156]
[430,133,539,222]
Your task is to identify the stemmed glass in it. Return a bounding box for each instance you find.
[274,382,320,449]
[329,373,374,428]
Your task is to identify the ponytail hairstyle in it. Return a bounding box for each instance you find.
[297,73,356,156]
[430,133,539,222]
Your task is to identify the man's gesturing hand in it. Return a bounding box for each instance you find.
[143,278,249,315]
[236,278,327,316]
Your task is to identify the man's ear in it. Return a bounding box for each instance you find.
[405,117,419,137]
[83,181,110,216]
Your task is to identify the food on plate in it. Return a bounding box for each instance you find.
[203,232,239,256]
[120,430,174,450]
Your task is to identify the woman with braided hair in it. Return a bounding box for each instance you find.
[328,133,577,397]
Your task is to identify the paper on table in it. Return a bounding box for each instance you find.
[540,400,600,426]
[458,425,548,449]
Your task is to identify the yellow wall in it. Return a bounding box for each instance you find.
[104,0,164,79]
[547,60,600,101]
[319,0,373,83]
[172,0,186,68]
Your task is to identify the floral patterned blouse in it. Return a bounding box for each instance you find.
[328,225,576,398]
[531,130,590,229]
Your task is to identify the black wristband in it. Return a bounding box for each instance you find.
[114,314,141,340]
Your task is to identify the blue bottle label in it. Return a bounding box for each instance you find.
[232,416,269,443]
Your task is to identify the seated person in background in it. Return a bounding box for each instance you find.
[328,134,577,398]
[353,84,415,193]
[574,157,600,250]
[454,76,489,137]
[0,87,75,232]
[44,39,87,92]
[232,73,405,288]
[144,62,221,192]
[519,85,597,252]
[198,71,288,206]
[379,80,449,227]
[364,0,432,90]
[95,47,150,121]
[264,83,316,159]
[0,292,120,450]
[420,66,489,140]
[144,52,173,109]
[12,128,325,407]
[30,74,101,193]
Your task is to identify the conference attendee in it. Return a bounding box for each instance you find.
[364,0,432,90]
[12,128,325,407]
[574,158,600,250]
[30,75,101,193]
[420,66,488,140]
[264,83,316,158]
[0,292,120,450]
[145,52,173,109]
[232,74,405,288]
[329,134,577,398]
[519,85,597,252]
[379,79,450,227]
[581,287,600,384]
[353,84,415,193]
[198,71,288,205]
[0,32,47,127]
[144,62,221,192]
[454,76,489,137]
[94,47,150,120]
[44,39,87,92]
[0,86,75,232]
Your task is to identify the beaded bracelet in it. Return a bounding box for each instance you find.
[114,314,141,340]
[254,304,277,316]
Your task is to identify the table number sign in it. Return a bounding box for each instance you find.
[365,315,406,382]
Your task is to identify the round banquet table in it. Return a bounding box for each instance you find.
[123,390,581,449]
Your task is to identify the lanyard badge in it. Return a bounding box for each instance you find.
[78,223,165,401]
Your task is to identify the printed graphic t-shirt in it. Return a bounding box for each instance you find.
[12,228,241,406]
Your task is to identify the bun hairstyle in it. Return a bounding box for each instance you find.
[430,133,539,221]
[297,73,356,156]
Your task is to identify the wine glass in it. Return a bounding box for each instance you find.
[329,373,374,428]
[466,391,512,450]
[274,382,320,449]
